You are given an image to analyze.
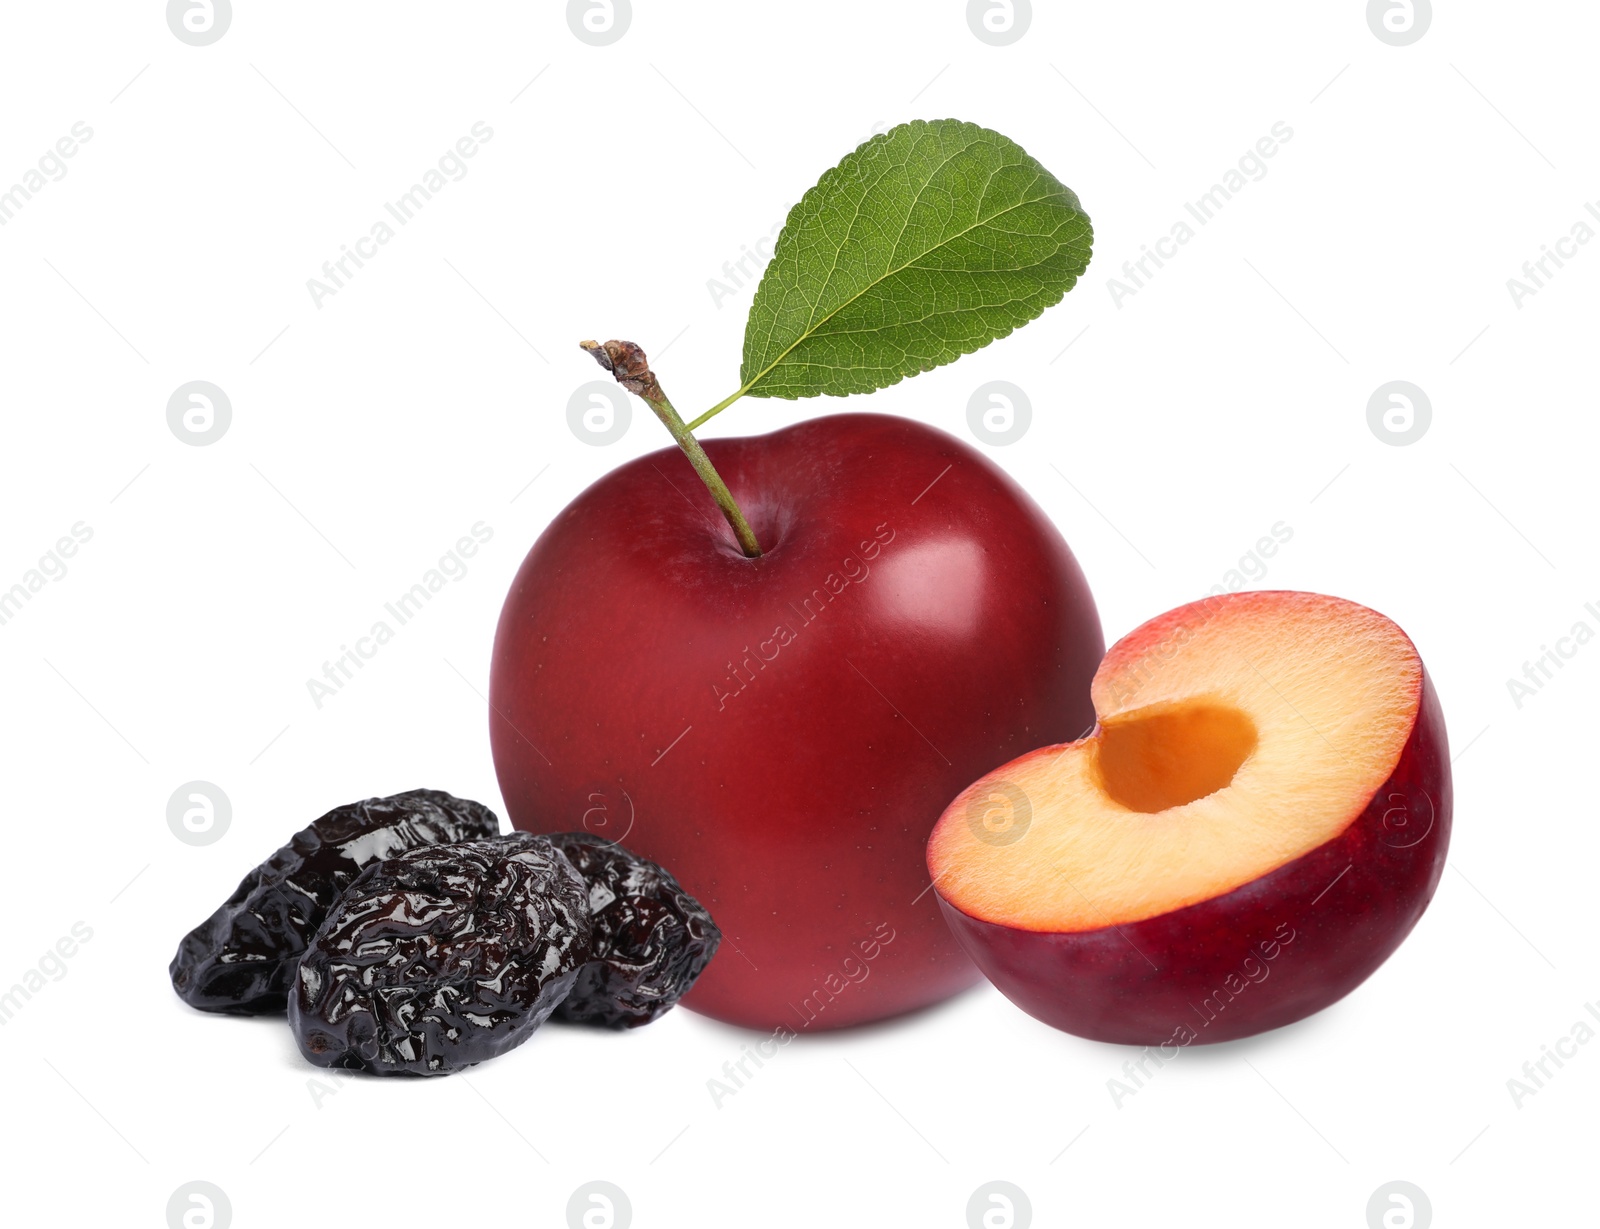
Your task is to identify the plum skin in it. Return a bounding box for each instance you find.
[488,413,1104,1030]
[936,672,1451,1045]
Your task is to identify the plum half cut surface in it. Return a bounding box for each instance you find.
[169,789,501,1014]
[927,591,1451,1045]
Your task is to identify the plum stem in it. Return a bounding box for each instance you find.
[579,340,763,558]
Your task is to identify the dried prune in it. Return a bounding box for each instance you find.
[546,832,721,1028]
[290,833,591,1075]
[169,789,499,1014]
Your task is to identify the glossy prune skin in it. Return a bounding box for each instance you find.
[169,789,499,1014]
[290,834,591,1076]
[547,832,721,1028]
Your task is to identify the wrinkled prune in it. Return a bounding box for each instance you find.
[169,789,499,1014]
[290,833,591,1076]
[546,832,721,1028]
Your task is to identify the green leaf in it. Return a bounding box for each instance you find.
[739,118,1091,401]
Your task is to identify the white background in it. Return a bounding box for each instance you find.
[1,2,1593,1226]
